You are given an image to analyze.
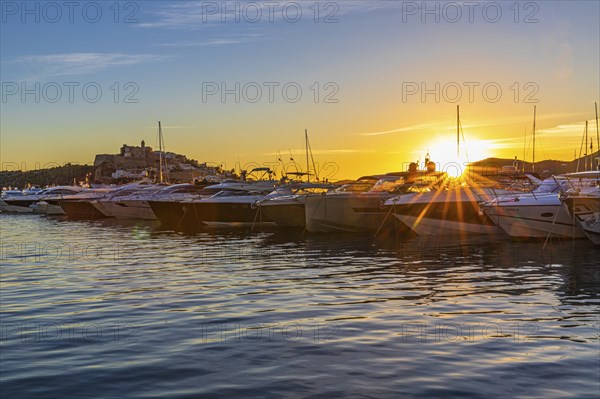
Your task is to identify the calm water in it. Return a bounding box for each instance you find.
[1,214,599,398]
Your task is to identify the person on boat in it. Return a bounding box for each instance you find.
[407,162,418,183]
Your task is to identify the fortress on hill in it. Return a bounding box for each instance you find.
[92,140,233,183]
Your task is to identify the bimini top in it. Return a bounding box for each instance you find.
[562,171,600,179]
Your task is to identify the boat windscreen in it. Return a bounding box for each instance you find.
[291,187,331,195]
[336,181,376,193]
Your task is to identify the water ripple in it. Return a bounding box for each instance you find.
[1,214,598,398]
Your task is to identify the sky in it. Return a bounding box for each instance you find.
[1,0,599,179]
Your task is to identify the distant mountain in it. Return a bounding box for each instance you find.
[0,164,95,188]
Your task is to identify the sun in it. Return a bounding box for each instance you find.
[421,138,493,178]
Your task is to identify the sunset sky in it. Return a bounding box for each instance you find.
[1,1,599,179]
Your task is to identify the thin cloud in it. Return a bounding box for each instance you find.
[138,1,397,29]
[361,122,443,136]
[476,120,599,153]
[156,33,263,47]
[138,2,213,29]
[11,53,168,80]
[361,111,592,137]
[465,111,591,129]
[157,39,243,47]
[537,120,599,136]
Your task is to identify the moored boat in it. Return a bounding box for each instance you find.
[257,182,335,228]
[305,167,444,233]
[177,190,278,229]
[1,186,84,214]
[386,184,511,237]
[481,173,598,239]
[90,183,169,220]
[58,188,114,220]
[560,172,600,244]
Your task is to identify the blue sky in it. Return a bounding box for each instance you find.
[1,1,599,177]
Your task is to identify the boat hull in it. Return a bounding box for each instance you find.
[0,199,36,213]
[389,190,502,237]
[92,200,157,220]
[60,200,110,220]
[392,214,501,236]
[148,201,186,227]
[259,202,306,228]
[30,201,66,215]
[181,201,273,228]
[563,196,600,245]
[305,194,392,233]
[483,202,583,239]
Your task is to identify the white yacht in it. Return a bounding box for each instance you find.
[385,183,514,236]
[57,188,116,219]
[0,186,84,213]
[1,188,24,198]
[480,173,599,239]
[305,169,444,233]
[560,172,600,244]
[90,184,169,220]
[147,184,242,227]
[256,182,335,228]
[30,186,87,215]
[176,189,286,229]
[148,169,279,228]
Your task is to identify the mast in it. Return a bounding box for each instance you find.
[596,102,600,170]
[158,121,164,183]
[532,106,536,173]
[522,126,526,173]
[456,105,460,159]
[590,120,594,171]
[577,122,586,173]
[305,129,310,183]
[308,133,319,181]
[585,121,589,171]
[162,123,168,182]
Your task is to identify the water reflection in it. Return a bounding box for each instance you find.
[1,214,598,398]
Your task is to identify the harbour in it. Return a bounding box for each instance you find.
[3,1,600,397]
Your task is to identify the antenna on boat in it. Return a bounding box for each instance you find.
[276,150,286,178]
[532,106,536,173]
[288,149,299,175]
